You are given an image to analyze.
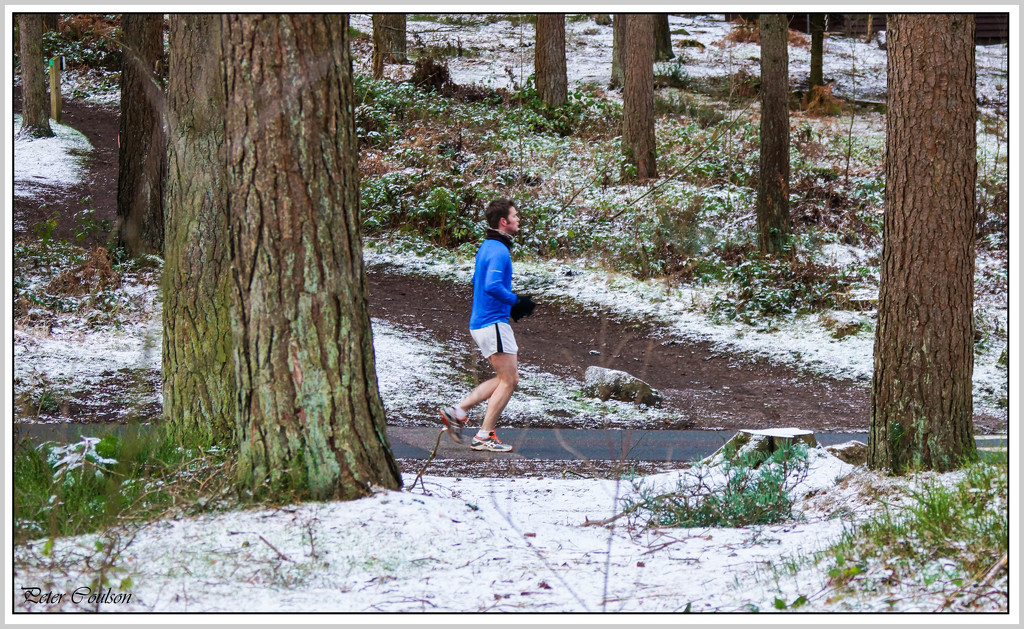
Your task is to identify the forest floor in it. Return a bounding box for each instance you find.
[11,87,1007,437]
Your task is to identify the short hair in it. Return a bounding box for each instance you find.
[484,198,515,229]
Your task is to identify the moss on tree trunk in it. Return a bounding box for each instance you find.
[223,14,401,499]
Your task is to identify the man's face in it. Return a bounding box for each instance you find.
[500,206,519,235]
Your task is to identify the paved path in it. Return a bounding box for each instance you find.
[17,423,1005,463]
[388,427,870,461]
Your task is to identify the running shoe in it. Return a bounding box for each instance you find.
[438,407,467,444]
[470,431,513,452]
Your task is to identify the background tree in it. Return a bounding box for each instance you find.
[222,14,402,499]
[621,14,657,181]
[372,14,407,79]
[535,14,567,107]
[162,14,234,445]
[610,14,625,88]
[117,13,166,256]
[868,14,978,473]
[17,13,53,138]
[756,14,791,255]
[809,13,826,89]
[654,14,674,62]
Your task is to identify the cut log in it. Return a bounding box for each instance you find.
[708,428,818,466]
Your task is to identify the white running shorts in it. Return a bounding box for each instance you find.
[470,321,518,358]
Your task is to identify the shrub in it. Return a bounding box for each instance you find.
[623,442,810,528]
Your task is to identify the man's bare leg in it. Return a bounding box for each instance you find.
[458,377,499,413]
[479,352,518,433]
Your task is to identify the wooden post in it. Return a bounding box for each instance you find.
[864,14,875,44]
[49,57,62,124]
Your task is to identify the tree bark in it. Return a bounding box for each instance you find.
[372,13,406,78]
[117,13,166,256]
[163,14,235,445]
[610,14,625,88]
[535,14,567,107]
[809,13,825,89]
[18,14,53,138]
[869,14,977,473]
[621,14,657,181]
[757,14,791,255]
[222,14,402,499]
[654,14,674,61]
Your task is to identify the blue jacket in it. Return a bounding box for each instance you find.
[469,234,518,330]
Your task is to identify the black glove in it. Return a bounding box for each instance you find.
[510,294,537,322]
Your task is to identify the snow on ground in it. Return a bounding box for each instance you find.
[0,445,903,612]
[352,13,1008,119]
[12,115,92,230]
[11,445,1010,613]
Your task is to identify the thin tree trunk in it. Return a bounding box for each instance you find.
[809,13,825,89]
[869,14,977,473]
[622,14,657,181]
[756,14,791,255]
[610,14,625,88]
[372,13,406,78]
[117,13,166,256]
[163,14,235,445]
[654,14,674,61]
[18,14,53,138]
[535,14,567,107]
[223,14,401,499]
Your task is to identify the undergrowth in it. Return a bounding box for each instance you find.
[623,442,810,529]
[12,425,235,544]
[818,455,1008,610]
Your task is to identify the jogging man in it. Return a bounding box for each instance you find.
[439,198,536,452]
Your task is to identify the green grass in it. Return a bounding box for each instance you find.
[12,425,234,543]
[822,456,1008,599]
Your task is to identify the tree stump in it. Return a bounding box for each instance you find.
[709,428,817,466]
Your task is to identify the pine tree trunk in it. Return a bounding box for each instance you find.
[654,14,674,61]
[757,14,791,255]
[372,13,407,78]
[809,14,825,89]
[117,13,166,256]
[222,14,402,499]
[610,14,625,88]
[535,14,567,107]
[869,14,978,473]
[162,14,235,445]
[622,14,657,181]
[18,14,53,138]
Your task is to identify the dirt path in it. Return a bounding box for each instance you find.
[367,266,877,433]
[13,86,119,248]
[13,93,1005,435]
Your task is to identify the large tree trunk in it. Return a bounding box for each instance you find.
[162,14,234,445]
[654,14,674,61]
[222,14,402,499]
[809,13,825,89]
[372,13,406,78]
[610,14,625,88]
[756,14,791,255]
[621,14,657,182]
[535,14,567,107]
[18,14,53,138]
[117,13,166,256]
[869,14,978,473]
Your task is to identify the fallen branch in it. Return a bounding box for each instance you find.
[257,534,291,562]
[409,428,446,492]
